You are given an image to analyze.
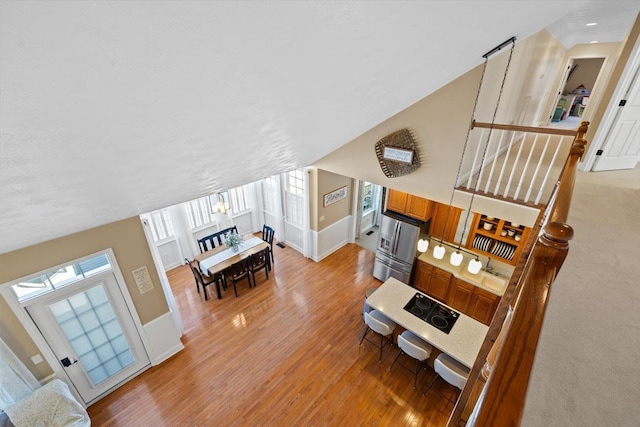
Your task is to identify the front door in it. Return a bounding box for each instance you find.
[26,273,149,404]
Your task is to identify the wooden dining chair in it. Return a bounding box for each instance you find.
[249,247,270,286]
[187,259,225,301]
[197,235,217,253]
[262,225,275,266]
[226,258,252,297]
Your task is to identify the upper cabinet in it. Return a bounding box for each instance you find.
[386,189,433,221]
[429,201,463,243]
[465,213,531,265]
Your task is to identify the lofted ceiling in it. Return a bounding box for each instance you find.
[1,1,638,255]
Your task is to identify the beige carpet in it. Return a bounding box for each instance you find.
[522,165,640,426]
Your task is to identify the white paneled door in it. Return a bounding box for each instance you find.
[27,274,149,404]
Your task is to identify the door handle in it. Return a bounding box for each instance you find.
[60,357,78,367]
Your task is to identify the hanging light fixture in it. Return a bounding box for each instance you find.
[210,192,230,214]
[468,256,482,274]
[455,36,517,274]
[429,36,516,274]
[450,250,463,266]
[417,239,429,253]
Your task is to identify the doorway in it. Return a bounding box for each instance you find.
[549,57,605,128]
[355,181,383,253]
[0,250,150,405]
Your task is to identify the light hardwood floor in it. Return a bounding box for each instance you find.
[87,242,456,426]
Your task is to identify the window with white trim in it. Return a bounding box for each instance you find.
[184,197,215,230]
[285,169,304,226]
[144,208,175,243]
[262,175,277,214]
[227,186,250,214]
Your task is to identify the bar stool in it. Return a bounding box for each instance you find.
[423,353,470,406]
[389,330,433,389]
[362,287,378,320]
[359,309,396,362]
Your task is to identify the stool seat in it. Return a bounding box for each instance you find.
[423,353,470,405]
[398,331,432,361]
[360,309,396,362]
[362,287,378,318]
[390,330,433,389]
[434,353,469,391]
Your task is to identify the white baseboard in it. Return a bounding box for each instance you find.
[311,216,351,262]
[142,311,184,365]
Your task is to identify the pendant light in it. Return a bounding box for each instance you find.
[456,37,517,274]
[431,36,516,274]
[450,250,463,266]
[468,257,482,274]
[417,239,429,253]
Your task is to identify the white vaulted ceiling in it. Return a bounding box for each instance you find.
[0,1,638,254]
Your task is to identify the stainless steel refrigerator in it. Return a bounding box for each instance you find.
[373,211,428,284]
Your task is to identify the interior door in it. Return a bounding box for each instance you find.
[593,64,640,171]
[27,273,149,404]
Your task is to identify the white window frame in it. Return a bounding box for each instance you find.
[285,169,304,226]
[184,196,216,232]
[144,208,175,243]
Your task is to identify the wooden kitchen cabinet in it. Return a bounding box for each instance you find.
[386,189,408,214]
[464,213,531,266]
[468,287,500,325]
[429,201,463,243]
[413,260,433,295]
[386,189,433,221]
[446,278,500,325]
[429,267,452,303]
[446,278,475,312]
[412,260,450,303]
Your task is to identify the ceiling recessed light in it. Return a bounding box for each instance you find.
[586,22,598,26]
[590,40,599,44]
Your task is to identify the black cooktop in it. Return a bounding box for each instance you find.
[403,293,460,334]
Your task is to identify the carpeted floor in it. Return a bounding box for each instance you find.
[522,165,640,426]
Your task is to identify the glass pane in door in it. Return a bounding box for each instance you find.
[50,284,134,386]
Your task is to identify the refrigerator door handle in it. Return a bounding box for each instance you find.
[393,223,401,255]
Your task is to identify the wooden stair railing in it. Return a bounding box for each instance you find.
[448,121,589,426]
[457,121,580,207]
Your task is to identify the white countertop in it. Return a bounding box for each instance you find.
[366,277,489,368]
[418,246,511,296]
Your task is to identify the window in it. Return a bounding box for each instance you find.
[262,175,277,214]
[185,197,215,230]
[285,169,305,226]
[227,186,249,214]
[362,182,373,211]
[145,208,175,243]
[11,254,112,302]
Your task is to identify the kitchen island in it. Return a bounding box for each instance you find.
[367,277,489,368]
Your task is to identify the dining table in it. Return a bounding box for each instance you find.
[194,235,269,299]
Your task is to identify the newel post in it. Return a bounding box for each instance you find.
[466,222,573,426]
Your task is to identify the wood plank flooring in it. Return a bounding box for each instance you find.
[87,242,457,426]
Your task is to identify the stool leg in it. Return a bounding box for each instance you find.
[413,359,421,389]
[359,327,370,346]
[423,373,440,396]
[389,349,404,371]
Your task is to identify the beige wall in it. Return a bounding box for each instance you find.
[563,57,605,95]
[312,29,575,209]
[315,170,353,232]
[313,25,637,217]
[0,216,169,380]
[313,62,481,209]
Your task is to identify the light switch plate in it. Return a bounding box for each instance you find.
[31,354,43,365]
